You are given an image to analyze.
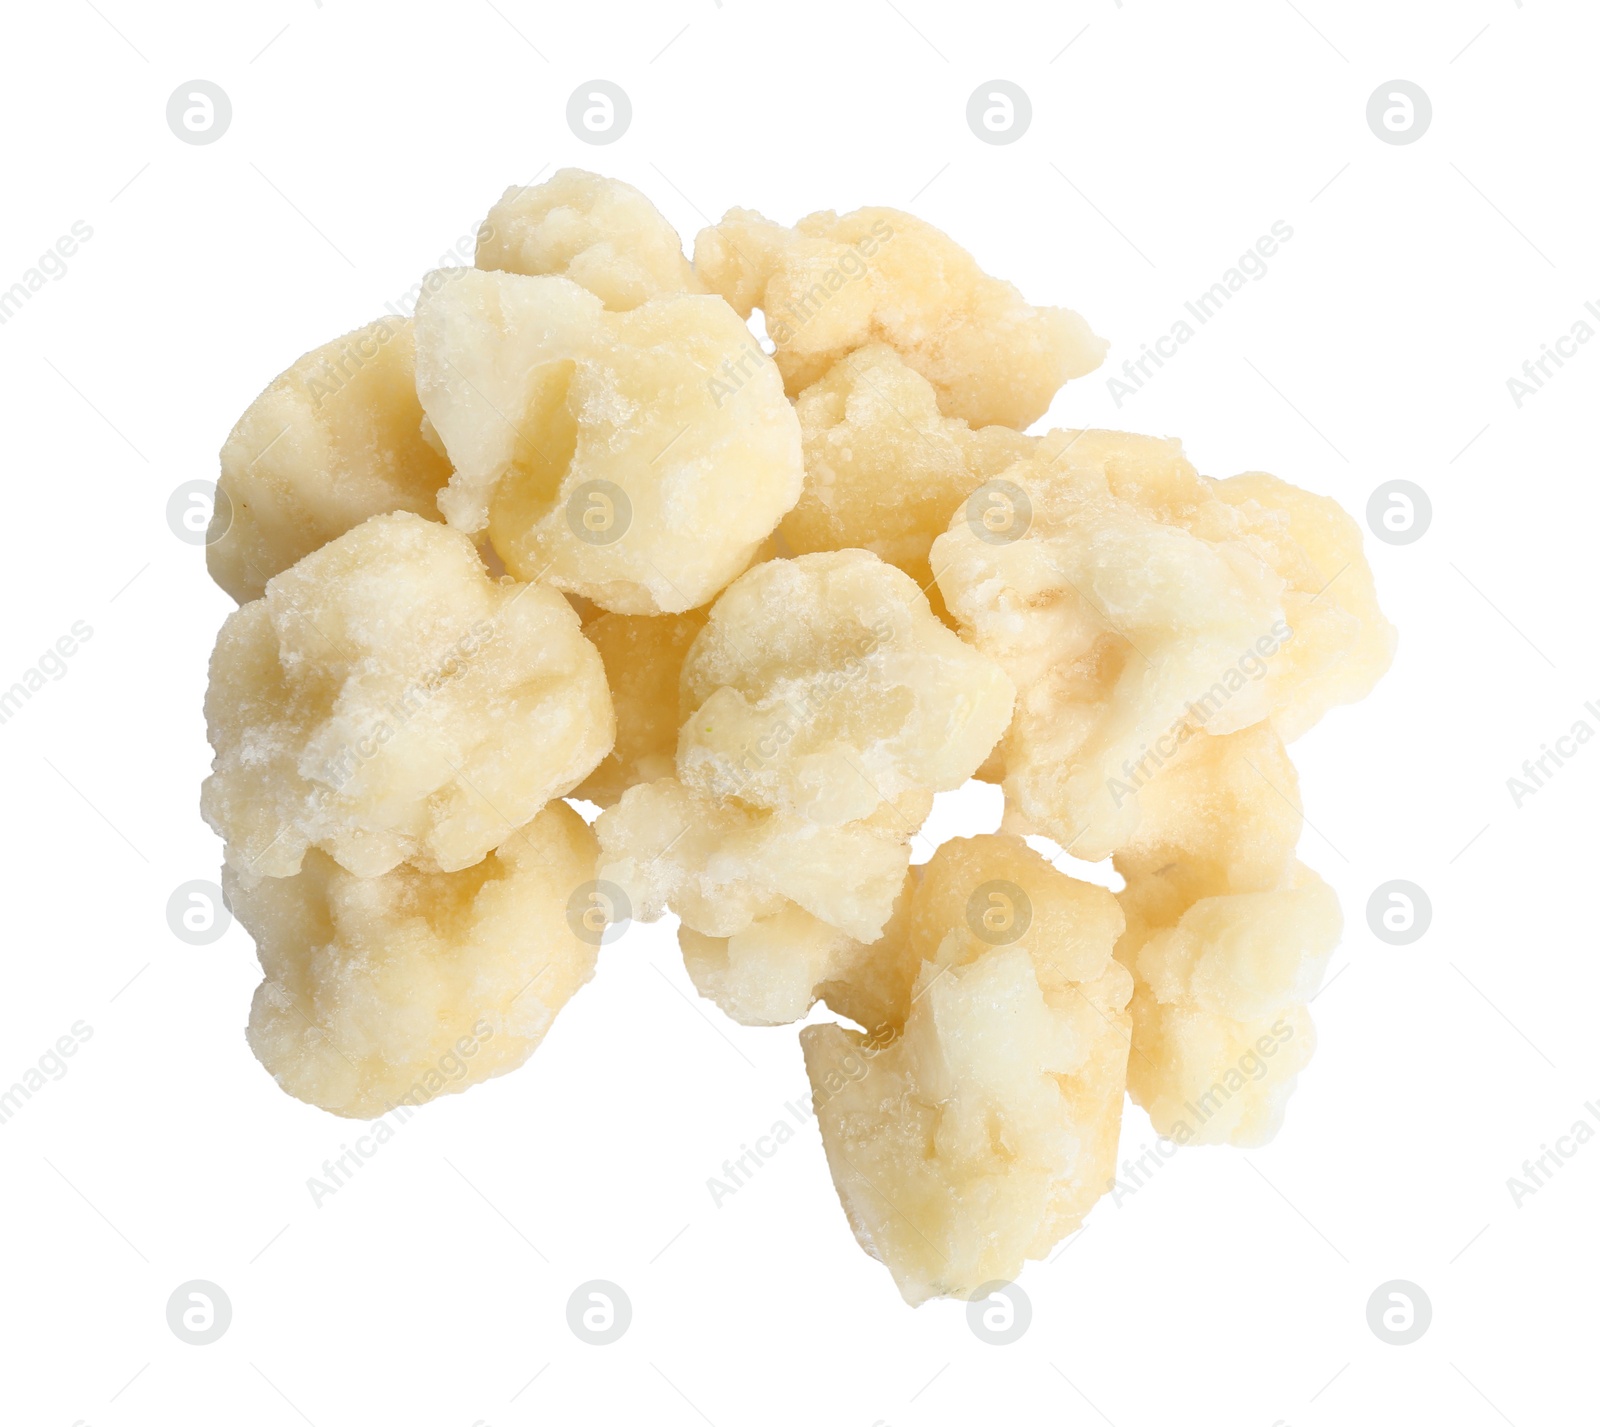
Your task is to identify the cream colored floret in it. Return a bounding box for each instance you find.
[1112,726,1337,1146]
[934,435,1292,860]
[1122,868,1338,1147]
[801,835,1130,1304]
[477,168,703,310]
[208,317,452,603]
[233,801,600,1119]
[1212,472,1397,740]
[782,344,1036,593]
[1113,722,1303,925]
[413,267,802,613]
[677,550,1014,825]
[694,206,1105,427]
[594,777,915,943]
[680,907,859,1028]
[679,871,920,1030]
[572,608,707,807]
[202,511,613,879]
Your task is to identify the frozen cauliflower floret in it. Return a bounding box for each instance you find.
[1213,473,1397,741]
[782,344,1037,592]
[594,777,917,943]
[1122,868,1338,1147]
[679,873,920,1030]
[934,434,1292,860]
[801,835,1131,1304]
[208,317,453,603]
[1112,726,1335,1146]
[413,267,802,613]
[694,206,1105,427]
[677,551,1014,825]
[572,608,707,806]
[1113,722,1303,927]
[202,511,613,879]
[231,800,600,1119]
[476,168,704,310]
[681,907,860,1028]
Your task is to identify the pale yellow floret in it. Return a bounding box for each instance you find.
[477,168,704,311]
[594,777,915,944]
[233,801,599,1118]
[677,550,1015,826]
[202,511,612,879]
[694,206,1105,427]
[678,873,921,1031]
[209,317,452,603]
[801,835,1130,1304]
[1213,472,1397,740]
[782,344,1036,596]
[933,435,1395,861]
[1112,727,1339,1146]
[573,608,707,807]
[413,267,803,613]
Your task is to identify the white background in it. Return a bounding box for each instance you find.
[1,1,1594,1424]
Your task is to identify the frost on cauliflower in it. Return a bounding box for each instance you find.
[596,776,924,1028]
[781,344,1037,598]
[232,801,600,1118]
[593,546,1012,1031]
[694,206,1106,428]
[932,433,1395,861]
[189,168,1396,1303]
[594,777,917,945]
[476,167,704,311]
[1113,725,1338,1146]
[801,835,1131,1305]
[676,550,1015,826]
[572,608,706,807]
[208,317,453,603]
[202,511,613,879]
[412,267,802,613]
[679,887,920,1031]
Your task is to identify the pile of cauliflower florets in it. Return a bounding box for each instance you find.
[202,169,1393,1306]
